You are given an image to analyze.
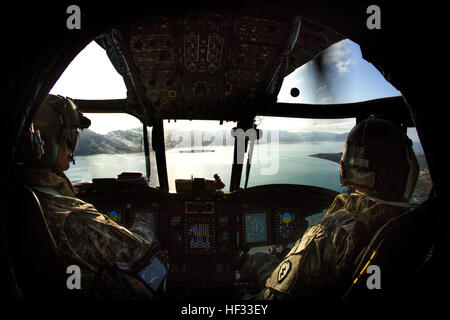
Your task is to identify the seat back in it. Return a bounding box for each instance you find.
[342,198,438,301]
[9,185,71,299]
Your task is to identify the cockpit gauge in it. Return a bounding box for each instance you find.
[243,211,269,245]
[274,208,308,243]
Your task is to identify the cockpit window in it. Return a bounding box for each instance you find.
[50,41,160,185]
[407,127,433,204]
[278,39,401,104]
[245,117,354,193]
[164,119,237,192]
[50,41,127,100]
[63,113,159,187]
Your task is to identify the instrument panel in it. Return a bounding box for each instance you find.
[76,181,338,298]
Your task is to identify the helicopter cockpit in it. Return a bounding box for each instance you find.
[4,3,443,305]
[40,10,430,299]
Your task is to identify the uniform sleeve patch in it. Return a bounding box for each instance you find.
[265,224,328,295]
[277,260,291,283]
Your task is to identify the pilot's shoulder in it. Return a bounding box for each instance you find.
[321,207,358,228]
[325,193,351,216]
[289,210,358,256]
[287,224,328,256]
[38,192,104,220]
[322,193,372,227]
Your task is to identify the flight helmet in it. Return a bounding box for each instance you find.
[26,94,91,168]
[340,117,419,202]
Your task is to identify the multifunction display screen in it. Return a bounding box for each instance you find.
[279,211,295,240]
[188,223,211,249]
[244,213,268,244]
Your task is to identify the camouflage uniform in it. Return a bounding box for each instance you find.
[240,193,409,300]
[24,167,161,298]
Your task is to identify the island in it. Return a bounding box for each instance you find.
[309,153,342,164]
[179,149,215,153]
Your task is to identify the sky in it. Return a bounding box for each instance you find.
[278,39,401,105]
[50,39,402,135]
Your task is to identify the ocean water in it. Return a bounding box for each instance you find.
[67,141,347,194]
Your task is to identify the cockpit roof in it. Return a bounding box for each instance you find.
[71,10,412,128]
[79,11,346,125]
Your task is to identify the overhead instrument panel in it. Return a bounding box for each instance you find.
[95,12,344,123]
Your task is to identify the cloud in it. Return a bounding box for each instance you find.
[293,75,304,84]
[319,40,353,74]
[305,118,355,133]
[319,96,333,104]
[322,40,351,64]
[316,84,327,93]
[336,58,351,73]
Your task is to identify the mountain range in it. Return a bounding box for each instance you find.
[75,127,424,156]
[75,128,143,156]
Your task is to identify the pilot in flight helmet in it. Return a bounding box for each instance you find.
[25,94,91,168]
[340,117,419,202]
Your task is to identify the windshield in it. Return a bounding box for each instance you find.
[245,117,353,193]
[65,113,160,187]
[245,119,432,204]
[65,115,432,206]
[164,120,236,192]
[162,118,354,193]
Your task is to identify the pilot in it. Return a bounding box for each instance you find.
[21,94,167,299]
[239,117,420,299]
